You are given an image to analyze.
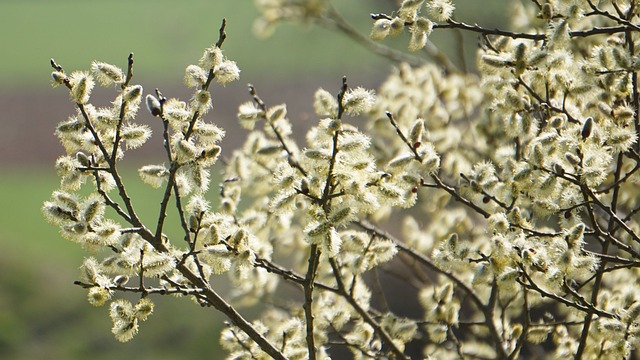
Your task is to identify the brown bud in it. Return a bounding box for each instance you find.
[300,178,310,194]
[581,117,593,140]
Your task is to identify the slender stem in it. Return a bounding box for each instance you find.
[303,81,346,358]
[172,179,191,242]
[517,269,616,320]
[303,244,321,360]
[328,258,409,360]
[92,170,132,223]
[585,0,640,32]
[177,261,288,360]
[574,244,609,359]
[356,220,509,359]
[436,18,632,39]
[386,111,492,219]
[110,53,135,162]
[216,18,227,48]
[78,104,148,232]
[430,174,491,218]
[583,186,640,244]
[138,248,146,294]
[248,84,307,177]
[221,239,337,292]
[155,114,176,239]
[322,6,426,67]
[576,152,624,358]
[436,19,545,40]
[154,20,224,240]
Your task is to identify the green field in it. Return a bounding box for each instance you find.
[1,0,509,358]
[1,0,393,88]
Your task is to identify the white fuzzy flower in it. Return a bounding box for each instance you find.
[91,61,124,86]
[185,64,208,88]
[342,87,375,116]
[427,0,455,22]
[69,71,94,104]
[214,60,240,85]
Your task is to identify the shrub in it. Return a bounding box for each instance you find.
[44,1,640,358]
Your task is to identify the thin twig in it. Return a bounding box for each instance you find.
[356,220,509,359]
[328,258,409,360]
[248,84,308,177]
[322,6,427,67]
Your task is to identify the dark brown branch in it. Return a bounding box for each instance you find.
[586,0,640,32]
[216,18,227,48]
[370,13,635,41]
[324,7,426,67]
[435,20,545,40]
[356,220,508,359]
[328,258,409,360]
[517,269,617,320]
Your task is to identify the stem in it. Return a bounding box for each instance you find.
[585,0,640,32]
[110,53,135,162]
[328,258,409,359]
[154,19,225,240]
[321,6,426,67]
[575,152,625,358]
[386,111,492,219]
[356,220,509,359]
[78,104,149,235]
[155,112,176,240]
[221,239,337,292]
[574,242,610,359]
[303,244,321,360]
[177,262,288,360]
[248,84,307,177]
[302,81,345,358]
[437,18,631,39]
[517,269,616,320]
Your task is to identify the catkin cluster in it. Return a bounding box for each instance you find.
[43,0,640,359]
[365,0,640,358]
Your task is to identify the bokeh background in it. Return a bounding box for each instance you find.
[0,1,507,358]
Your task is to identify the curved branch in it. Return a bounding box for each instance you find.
[355,220,509,359]
[321,6,427,67]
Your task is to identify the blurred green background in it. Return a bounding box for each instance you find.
[0,0,507,358]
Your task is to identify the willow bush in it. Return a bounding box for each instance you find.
[43,1,640,358]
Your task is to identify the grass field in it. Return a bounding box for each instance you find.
[1,0,392,88]
[1,0,510,358]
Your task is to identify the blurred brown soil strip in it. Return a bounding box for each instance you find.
[0,78,335,167]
